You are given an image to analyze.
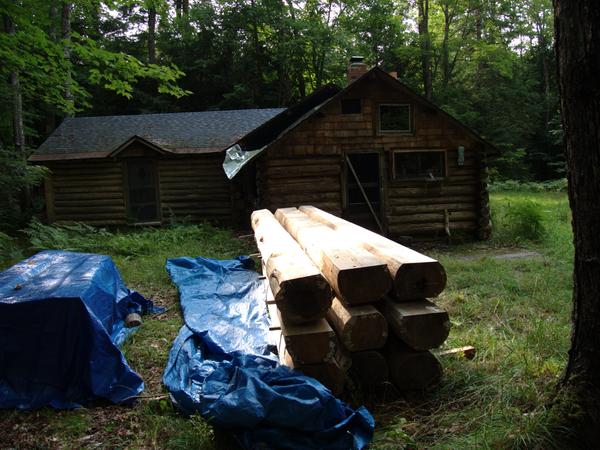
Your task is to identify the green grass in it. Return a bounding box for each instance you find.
[0,191,574,449]
[371,191,573,449]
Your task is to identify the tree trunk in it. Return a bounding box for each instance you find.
[441,2,452,90]
[61,1,73,115]
[3,15,25,156]
[418,0,432,99]
[554,0,600,444]
[148,5,157,64]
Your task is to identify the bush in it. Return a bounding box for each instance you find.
[503,200,546,242]
[0,231,24,266]
[23,219,241,258]
[490,179,568,193]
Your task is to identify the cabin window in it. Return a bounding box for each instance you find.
[393,150,446,180]
[341,99,362,114]
[379,104,411,132]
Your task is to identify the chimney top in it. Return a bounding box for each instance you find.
[347,56,368,84]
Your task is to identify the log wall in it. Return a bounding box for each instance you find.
[158,155,232,223]
[257,74,486,239]
[44,153,234,225]
[46,160,127,225]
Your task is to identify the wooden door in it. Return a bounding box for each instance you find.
[343,151,384,232]
[126,160,160,222]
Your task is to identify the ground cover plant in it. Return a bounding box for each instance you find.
[0,190,573,449]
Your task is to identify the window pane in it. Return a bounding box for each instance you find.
[380,104,410,131]
[394,151,445,179]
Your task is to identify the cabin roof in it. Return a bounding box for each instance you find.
[30,108,285,161]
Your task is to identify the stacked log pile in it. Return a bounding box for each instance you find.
[251,206,451,395]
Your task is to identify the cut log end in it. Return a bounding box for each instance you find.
[385,346,443,391]
[351,351,389,386]
[125,313,142,328]
[337,264,392,304]
[379,298,450,351]
[274,275,333,323]
[394,261,447,300]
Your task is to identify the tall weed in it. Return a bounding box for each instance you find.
[504,200,546,241]
[23,219,242,258]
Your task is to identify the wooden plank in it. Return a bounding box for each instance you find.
[388,202,474,214]
[387,185,477,197]
[251,209,333,324]
[263,156,340,168]
[378,298,450,350]
[299,206,447,300]
[386,211,477,225]
[436,346,476,359]
[275,207,392,305]
[326,298,388,351]
[54,191,125,201]
[387,221,477,235]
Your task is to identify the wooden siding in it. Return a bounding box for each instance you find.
[257,76,485,239]
[44,153,234,226]
[47,160,127,225]
[158,155,232,223]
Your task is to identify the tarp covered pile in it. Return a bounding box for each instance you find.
[163,256,374,449]
[0,250,158,410]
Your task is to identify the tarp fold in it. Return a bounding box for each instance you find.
[163,256,374,449]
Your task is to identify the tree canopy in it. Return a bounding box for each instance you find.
[1,0,560,227]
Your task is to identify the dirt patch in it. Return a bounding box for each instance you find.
[458,250,542,261]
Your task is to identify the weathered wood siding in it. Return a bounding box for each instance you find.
[46,160,127,225]
[257,75,487,239]
[158,155,232,223]
[44,153,234,225]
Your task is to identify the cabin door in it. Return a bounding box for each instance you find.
[126,160,160,222]
[343,151,384,233]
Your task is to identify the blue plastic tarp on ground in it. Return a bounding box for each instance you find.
[0,250,159,410]
[163,256,374,449]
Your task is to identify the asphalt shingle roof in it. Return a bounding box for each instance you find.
[33,108,285,159]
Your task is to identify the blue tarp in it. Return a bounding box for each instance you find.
[0,250,159,410]
[163,256,374,449]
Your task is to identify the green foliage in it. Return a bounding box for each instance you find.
[490,178,568,193]
[0,231,24,266]
[24,219,244,259]
[504,200,546,241]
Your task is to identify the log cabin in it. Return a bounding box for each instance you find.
[30,58,496,240]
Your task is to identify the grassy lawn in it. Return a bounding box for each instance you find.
[0,190,573,449]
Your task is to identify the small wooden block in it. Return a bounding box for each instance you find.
[437,346,476,360]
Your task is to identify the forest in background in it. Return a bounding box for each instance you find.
[0,0,561,229]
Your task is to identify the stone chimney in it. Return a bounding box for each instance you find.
[347,56,368,84]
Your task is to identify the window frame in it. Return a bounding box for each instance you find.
[390,149,448,182]
[378,103,412,133]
